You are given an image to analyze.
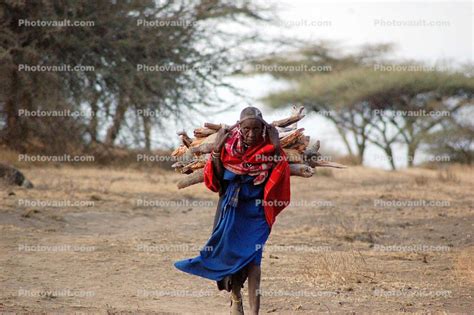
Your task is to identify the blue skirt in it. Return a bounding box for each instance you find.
[174,169,270,281]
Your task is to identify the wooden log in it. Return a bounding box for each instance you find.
[280,128,305,148]
[276,126,297,133]
[204,107,304,130]
[190,143,214,154]
[177,131,192,147]
[172,133,218,169]
[177,168,205,189]
[179,156,208,173]
[171,146,196,167]
[312,160,347,169]
[172,106,348,187]
[204,122,222,130]
[289,163,314,177]
[189,137,206,147]
[171,145,188,157]
[286,135,309,152]
[271,105,305,128]
[171,161,186,172]
[177,162,315,189]
[190,132,218,147]
[303,140,321,167]
[194,127,217,138]
[276,130,296,138]
[190,159,207,170]
[282,149,303,163]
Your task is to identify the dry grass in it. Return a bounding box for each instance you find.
[315,168,334,177]
[302,250,371,285]
[0,146,22,165]
[0,164,473,313]
[437,168,461,183]
[455,246,474,284]
[414,175,428,186]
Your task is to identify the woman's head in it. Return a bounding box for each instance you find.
[239,107,267,147]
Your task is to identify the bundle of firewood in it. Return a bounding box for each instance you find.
[171,106,346,189]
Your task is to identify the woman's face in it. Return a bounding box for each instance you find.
[240,118,264,147]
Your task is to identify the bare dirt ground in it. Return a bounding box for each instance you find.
[0,165,473,314]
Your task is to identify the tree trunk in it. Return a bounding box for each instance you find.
[105,95,128,146]
[335,124,354,157]
[385,146,396,170]
[88,93,100,143]
[349,131,366,165]
[4,70,29,150]
[355,135,366,165]
[407,143,417,167]
[142,114,152,151]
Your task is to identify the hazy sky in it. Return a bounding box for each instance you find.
[270,0,472,64]
[164,0,473,169]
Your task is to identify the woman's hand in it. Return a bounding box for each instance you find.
[266,123,281,155]
[213,122,238,153]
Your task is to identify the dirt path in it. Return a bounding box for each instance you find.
[1,166,473,314]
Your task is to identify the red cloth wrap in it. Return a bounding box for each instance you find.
[203,131,291,228]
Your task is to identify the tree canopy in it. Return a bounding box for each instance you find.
[0,0,267,153]
[256,43,474,169]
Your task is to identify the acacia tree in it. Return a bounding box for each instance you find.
[0,0,269,153]
[424,116,474,164]
[257,44,474,169]
[251,43,393,164]
[262,66,383,165]
[342,69,474,168]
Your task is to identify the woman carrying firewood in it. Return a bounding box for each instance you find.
[174,107,291,315]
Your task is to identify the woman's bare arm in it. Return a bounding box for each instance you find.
[211,122,239,182]
[211,153,224,183]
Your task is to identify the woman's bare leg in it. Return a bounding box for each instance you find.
[247,263,261,315]
[231,278,242,300]
[230,276,244,315]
